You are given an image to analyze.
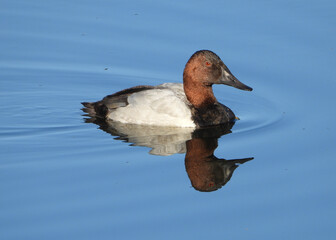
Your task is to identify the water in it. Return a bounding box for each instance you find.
[1,0,336,239]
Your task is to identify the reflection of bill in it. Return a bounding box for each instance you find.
[82,117,253,192]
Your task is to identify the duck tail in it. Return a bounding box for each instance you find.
[81,102,97,116]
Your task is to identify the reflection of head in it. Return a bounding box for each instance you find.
[185,138,253,192]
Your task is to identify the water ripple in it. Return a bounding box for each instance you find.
[227,93,283,134]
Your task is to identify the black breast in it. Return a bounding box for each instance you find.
[191,102,235,128]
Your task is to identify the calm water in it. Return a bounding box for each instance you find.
[1,0,336,239]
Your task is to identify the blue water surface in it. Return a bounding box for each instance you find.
[1,0,336,239]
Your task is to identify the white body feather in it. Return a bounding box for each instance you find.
[108,83,196,128]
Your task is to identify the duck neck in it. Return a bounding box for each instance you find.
[183,76,217,108]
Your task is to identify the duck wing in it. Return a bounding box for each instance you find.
[81,85,155,118]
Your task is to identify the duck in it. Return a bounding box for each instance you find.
[82,50,252,128]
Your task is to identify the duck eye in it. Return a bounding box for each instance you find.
[205,61,212,66]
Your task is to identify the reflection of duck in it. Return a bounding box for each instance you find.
[185,137,253,192]
[82,50,252,128]
[83,118,253,192]
[83,117,234,156]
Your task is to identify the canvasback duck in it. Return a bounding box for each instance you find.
[82,50,252,128]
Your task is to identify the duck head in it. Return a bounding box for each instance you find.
[183,50,252,91]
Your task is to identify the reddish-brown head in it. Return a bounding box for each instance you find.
[183,50,252,108]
